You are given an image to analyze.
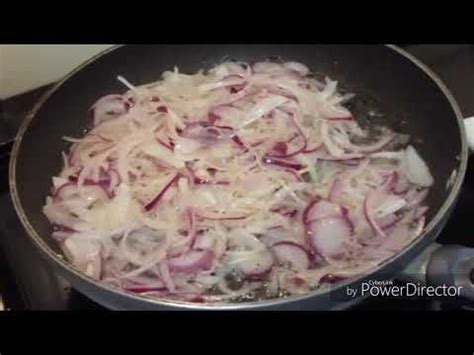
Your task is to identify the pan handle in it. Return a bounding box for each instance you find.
[463,116,474,151]
[397,117,474,302]
[398,243,474,302]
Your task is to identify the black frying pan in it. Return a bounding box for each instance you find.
[9,45,474,309]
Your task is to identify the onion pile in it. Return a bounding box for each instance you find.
[43,60,434,303]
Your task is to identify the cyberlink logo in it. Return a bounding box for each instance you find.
[345,280,462,298]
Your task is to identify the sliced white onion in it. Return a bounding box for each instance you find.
[63,236,102,280]
[91,95,129,126]
[273,242,310,271]
[283,62,310,76]
[252,62,284,74]
[241,95,290,128]
[52,177,69,190]
[404,145,434,187]
[373,195,407,218]
[237,249,274,277]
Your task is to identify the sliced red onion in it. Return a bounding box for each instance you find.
[239,249,274,279]
[168,250,215,273]
[302,141,323,154]
[341,207,355,233]
[52,224,76,242]
[187,209,197,248]
[231,135,246,149]
[53,182,109,204]
[127,285,167,294]
[144,173,181,211]
[377,213,401,229]
[328,176,345,202]
[53,224,76,233]
[305,199,343,223]
[364,191,387,238]
[283,169,304,182]
[124,278,167,293]
[302,197,321,224]
[378,224,412,252]
[229,84,246,94]
[208,111,221,124]
[156,137,174,151]
[319,273,348,284]
[263,156,305,171]
[52,177,70,191]
[181,121,234,144]
[79,184,110,204]
[271,142,288,156]
[392,173,411,195]
[267,123,308,158]
[302,197,321,248]
[107,168,121,196]
[273,241,310,271]
[404,188,429,209]
[308,216,352,258]
[271,205,298,218]
[158,261,176,292]
[52,230,74,242]
[210,105,242,122]
[381,171,400,191]
[71,167,120,198]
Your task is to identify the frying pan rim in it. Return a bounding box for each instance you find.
[8,44,468,310]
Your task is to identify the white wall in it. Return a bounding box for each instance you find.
[0,45,115,99]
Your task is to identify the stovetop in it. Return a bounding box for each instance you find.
[1,44,474,310]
